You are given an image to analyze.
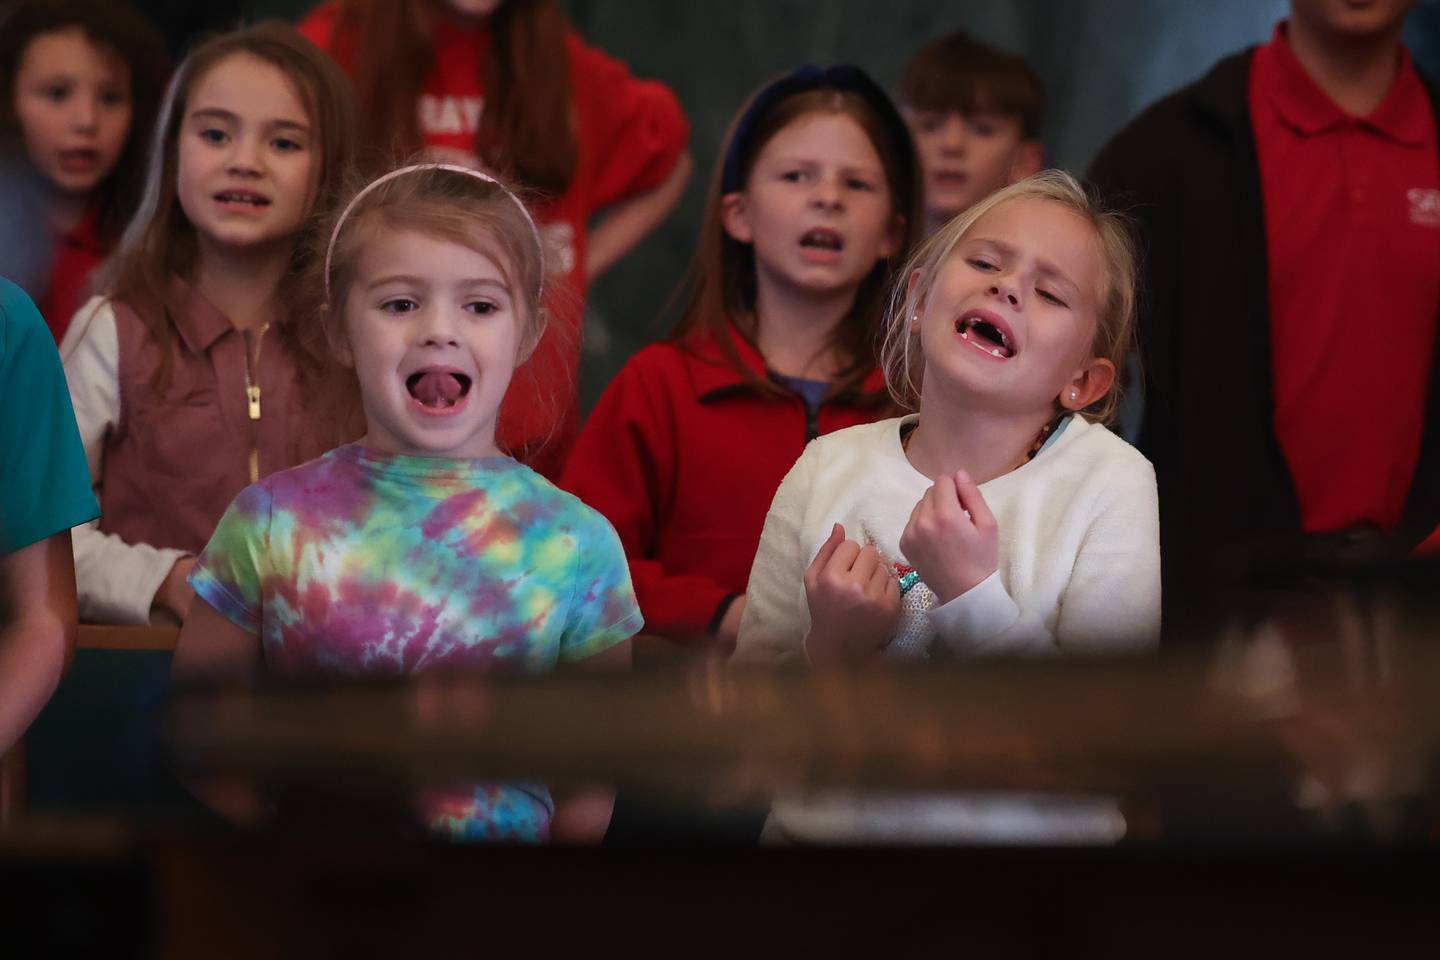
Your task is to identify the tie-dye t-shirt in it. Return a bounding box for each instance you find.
[189,443,643,840]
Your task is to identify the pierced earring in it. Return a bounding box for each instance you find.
[1069,391,1078,402]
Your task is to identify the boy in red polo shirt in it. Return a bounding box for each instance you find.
[1089,0,1440,635]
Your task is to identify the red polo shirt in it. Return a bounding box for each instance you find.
[1250,23,1440,532]
[37,202,106,345]
[560,326,889,642]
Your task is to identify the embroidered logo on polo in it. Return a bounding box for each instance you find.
[1409,187,1440,228]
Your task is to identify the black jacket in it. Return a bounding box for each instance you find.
[1088,50,1440,637]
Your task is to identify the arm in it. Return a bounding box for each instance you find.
[925,459,1161,656]
[172,597,262,684]
[584,151,692,281]
[1050,459,1162,653]
[573,37,691,281]
[62,302,190,624]
[167,488,272,825]
[0,533,77,754]
[169,600,267,826]
[548,511,643,844]
[549,635,631,843]
[733,451,817,664]
[560,356,732,640]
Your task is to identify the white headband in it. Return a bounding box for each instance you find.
[322,162,545,301]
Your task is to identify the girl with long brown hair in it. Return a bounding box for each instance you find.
[58,22,357,626]
[299,0,692,477]
[561,66,922,653]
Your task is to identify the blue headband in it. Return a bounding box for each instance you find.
[720,64,917,195]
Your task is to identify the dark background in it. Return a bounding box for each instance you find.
[134,0,1440,411]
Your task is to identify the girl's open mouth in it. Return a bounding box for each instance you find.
[405,370,473,414]
[955,315,1016,360]
[799,227,844,251]
[214,190,272,209]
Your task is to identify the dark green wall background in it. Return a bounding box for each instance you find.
[240,1,1439,411]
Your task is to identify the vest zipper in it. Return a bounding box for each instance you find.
[242,323,271,483]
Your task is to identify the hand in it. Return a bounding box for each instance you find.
[154,556,197,623]
[899,469,998,605]
[802,523,901,665]
[715,595,747,653]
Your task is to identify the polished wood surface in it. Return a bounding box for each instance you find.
[0,742,21,829]
[76,624,179,652]
[162,637,1440,811]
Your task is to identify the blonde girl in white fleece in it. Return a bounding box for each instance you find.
[735,169,1159,844]
[738,169,1159,667]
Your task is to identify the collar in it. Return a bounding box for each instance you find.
[686,322,888,402]
[1255,21,1430,145]
[169,277,253,354]
[58,199,105,254]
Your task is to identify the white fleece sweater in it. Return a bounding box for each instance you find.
[735,413,1161,663]
[735,413,1161,844]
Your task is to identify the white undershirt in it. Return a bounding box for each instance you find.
[60,296,186,624]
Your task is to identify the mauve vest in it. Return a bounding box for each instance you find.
[98,283,326,554]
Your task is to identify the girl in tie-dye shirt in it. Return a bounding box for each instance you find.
[174,164,642,843]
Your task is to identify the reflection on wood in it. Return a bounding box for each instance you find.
[163,639,1440,816]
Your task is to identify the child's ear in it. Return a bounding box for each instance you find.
[1010,140,1046,182]
[905,268,926,331]
[1059,356,1116,412]
[322,304,354,368]
[719,191,753,244]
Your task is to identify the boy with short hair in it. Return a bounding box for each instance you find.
[898,31,1046,235]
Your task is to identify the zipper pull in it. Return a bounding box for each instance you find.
[247,385,262,420]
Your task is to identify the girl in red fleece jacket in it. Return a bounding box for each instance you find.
[562,66,921,653]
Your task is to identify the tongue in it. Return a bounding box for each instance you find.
[412,371,462,407]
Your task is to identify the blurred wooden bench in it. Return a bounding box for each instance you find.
[76,624,180,652]
[0,625,179,827]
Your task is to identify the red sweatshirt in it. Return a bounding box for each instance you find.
[300,3,690,477]
[38,201,106,344]
[560,326,889,642]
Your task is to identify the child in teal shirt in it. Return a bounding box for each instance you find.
[0,277,99,752]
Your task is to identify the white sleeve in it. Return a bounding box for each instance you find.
[733,449,817,665]
[62,301,187,625]
[929,455,1162,657]
[927,570,1054,655]
[1051,457,1161,654]
[58,294,107,362]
